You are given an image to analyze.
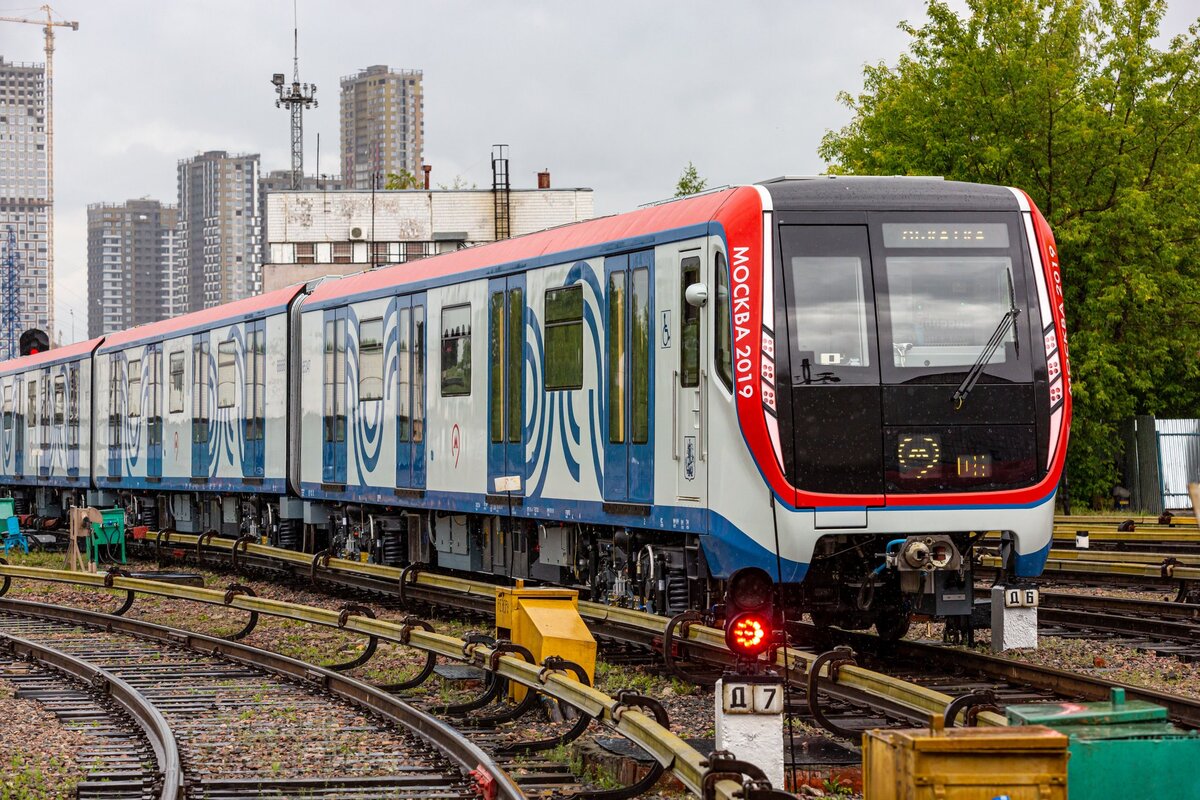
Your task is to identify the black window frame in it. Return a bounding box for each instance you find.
[358,317,385,402]
[543,285,583,391]
[440,303,472,397]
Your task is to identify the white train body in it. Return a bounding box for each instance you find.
[0,178,1071,627]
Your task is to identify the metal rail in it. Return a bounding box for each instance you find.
[162,534,1200,728]
[0,625,183,800]
[0,596,523,800]
[163,533,986,726]
[0,563,752,800]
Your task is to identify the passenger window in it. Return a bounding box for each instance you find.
[489,293,503,443]
[168,352,185,413]
[680,256,701,388]
[440,304,471,397]
[608,272,626,444]
[544,286,583,390]
[413,306,425,444]
[216,342,236,408]
[128,359,142,417]
[53,376,65,425]
[358,318,384,401]
[2,385,10,431]
[27,380,36,428]
[714,252,733,391]
[193,342,209,444]
[631,268,650,444]
[507,289,522,443]
[398,308,411,442]
[68,365,79,447]
[109,360,123,444]
[246,327,265,440]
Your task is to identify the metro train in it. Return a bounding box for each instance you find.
[0,176,1070,636]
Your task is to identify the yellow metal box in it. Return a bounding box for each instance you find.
[863,723,1068,800]
[495,586,596,699]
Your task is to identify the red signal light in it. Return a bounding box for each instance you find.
[726,612,772,657]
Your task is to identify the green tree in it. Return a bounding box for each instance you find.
[674,162,708,197]
[820,0,1200,506]
[385,168,422,190]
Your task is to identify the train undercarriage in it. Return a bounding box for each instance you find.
[8,487,993,640]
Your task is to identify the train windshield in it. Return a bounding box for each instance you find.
[782,215,1033,386]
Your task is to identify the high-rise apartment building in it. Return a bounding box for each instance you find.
[0,57,51,356]
[86,200,181,338]
[340,66,424,190]
[177,151,262,312]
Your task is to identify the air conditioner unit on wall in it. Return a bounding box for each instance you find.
[349,226,364,240]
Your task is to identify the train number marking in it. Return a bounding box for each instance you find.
[451,424,461,469]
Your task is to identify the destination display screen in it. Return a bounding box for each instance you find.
[883,223,1010,249]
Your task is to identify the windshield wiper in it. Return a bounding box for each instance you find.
[951,306,1019,409]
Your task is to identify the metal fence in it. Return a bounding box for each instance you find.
[1157,419,1200,511]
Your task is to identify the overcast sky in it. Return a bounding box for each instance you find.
[1,1,1194,342]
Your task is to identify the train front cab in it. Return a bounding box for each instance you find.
[758,179,1070,633]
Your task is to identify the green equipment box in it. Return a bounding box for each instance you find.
[86,507,127,565]
[0,498,13,519]
[1007,687,1200,800]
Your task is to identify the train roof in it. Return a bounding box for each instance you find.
[0,337,104,377]
[98,284,306,352]
[304,187,745,308]
[760,175,1020,211]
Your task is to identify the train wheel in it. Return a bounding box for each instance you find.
[874,609,911,641]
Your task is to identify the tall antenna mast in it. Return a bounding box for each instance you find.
[272,0,316,191]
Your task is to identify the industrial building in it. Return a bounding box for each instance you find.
[85,199,181,338]
[340,66,424,190]
[0,57,51,356]
[259,169,345,244]
[176,151,263,312]
[262,174,593,292]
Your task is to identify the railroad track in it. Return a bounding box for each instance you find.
[130,534,1200,732]
[1036,590,1200,661]
[0,598,523,800]
[13,533,1200,786]
[0,639,163,798]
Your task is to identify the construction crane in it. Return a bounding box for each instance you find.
[0,5,79,341]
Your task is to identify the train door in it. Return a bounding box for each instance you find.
[675,251,708,503]
[322,309,348,485]
[395,294,427,492]
[147,344,163,480]
[67,362,79,478]
[487,276,526,494]
[51,371,64,476]
[604,251,655,505]
[38,369,49,477]
[191,337,210,480]
[242,321,265,479]
[107,355,124,478]
[13,376,23,477]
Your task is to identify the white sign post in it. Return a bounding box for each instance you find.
[991,584,1039,652]
[714,676,785,788]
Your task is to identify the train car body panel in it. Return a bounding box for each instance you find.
[0,338,101,513]
[93,286,302,499]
